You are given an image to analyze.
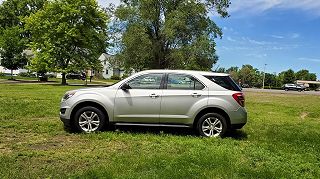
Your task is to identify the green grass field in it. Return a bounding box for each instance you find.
[0,84,319,178]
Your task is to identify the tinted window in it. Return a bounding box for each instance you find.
[127,73,163,89]
[205,75,241,91]
[167,74,205,90]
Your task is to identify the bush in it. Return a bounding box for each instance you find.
[111,75,121,80]
[121,74,129,79]
[18,72,37,78]
[0,72,4,77]
[18,72,30,77]
[46,74,56,78]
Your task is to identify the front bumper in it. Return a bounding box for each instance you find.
[60,100,72,122]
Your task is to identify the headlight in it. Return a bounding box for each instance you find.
[62,91,76,101]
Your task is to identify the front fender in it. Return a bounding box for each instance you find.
[67,92,115,121]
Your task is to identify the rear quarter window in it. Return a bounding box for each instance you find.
[204,75,241,91]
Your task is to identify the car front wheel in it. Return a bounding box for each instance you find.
[197,113,227,137]
[74,106,106,133]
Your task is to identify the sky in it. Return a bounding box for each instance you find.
[1,0,319,78]
[103,0,320,78]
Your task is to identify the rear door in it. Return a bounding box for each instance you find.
[159,73,208,124]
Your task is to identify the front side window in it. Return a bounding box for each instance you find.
[127,73,163,89]
[167,74,205,90]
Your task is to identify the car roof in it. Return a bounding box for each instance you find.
[141,69,229,76]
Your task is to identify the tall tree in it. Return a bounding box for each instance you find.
[0,27,27,79]
[296,69,317,81]
[238,64,262,87]
[226,66,239,82]
[0,0,46,78]
[283,69,295,84]
[110,0,230,71]
[0,0,46,28]
[26,0,109,85]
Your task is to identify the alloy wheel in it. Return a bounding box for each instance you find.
[78,111,100,132]
[201,117,223,137]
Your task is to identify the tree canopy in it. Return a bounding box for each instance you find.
[0,0,46,78]
[0,26,28,78]
[110,0,230,72]
[26,0,109,84]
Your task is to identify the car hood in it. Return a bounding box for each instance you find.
[68,86,115,93]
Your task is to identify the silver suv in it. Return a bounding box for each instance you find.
[60,70,247,137]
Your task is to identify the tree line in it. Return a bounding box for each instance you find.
[0,0,230,84]
[215,65,318,89]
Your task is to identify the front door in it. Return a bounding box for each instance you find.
[114,73,164,123]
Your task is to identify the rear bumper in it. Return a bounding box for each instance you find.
[228,107,247,128]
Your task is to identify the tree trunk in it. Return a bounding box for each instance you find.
[61,73,67,85]
[10,69,13,80]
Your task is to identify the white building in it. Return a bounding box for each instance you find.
[97,53,125,79]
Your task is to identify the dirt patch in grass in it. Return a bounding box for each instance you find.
[300,112,309,120]
[0,144,12,155]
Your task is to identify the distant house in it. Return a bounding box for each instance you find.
[96,53,125,79]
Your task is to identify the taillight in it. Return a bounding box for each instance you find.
[232,93,245,107]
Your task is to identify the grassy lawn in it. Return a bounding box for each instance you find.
[0,84,319,178]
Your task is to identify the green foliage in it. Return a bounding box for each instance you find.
[121,74,129,79]
[238,65,262,87]
[0,72,4,77]
[25,0,109,84]
[296,69,317,81]
[214,67,226,73]
[264,73,277,87]
[18,72,29,77]
[224,65,318,88]
[283,69,295,84]
[110,0,230,71]
[0,0,46,78]
[110,75,121,80]
[0,0,46,28]
[226,66,239,82]
[0,26,28,77]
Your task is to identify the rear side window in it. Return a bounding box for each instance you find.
[204,75,241,91]
[167,74,205,90]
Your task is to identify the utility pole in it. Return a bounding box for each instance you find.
[262,64,267,89]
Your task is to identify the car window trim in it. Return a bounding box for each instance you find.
[164,73,207,90]
[118,73,165,90]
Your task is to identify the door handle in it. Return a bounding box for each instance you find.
[191,93,202,98]
[149,93,160,99]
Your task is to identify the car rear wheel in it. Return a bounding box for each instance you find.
[196,113,227,137]
[74,106,107,133]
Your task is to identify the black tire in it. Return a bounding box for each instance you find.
[196,113,228,137]
[73,106,107,133]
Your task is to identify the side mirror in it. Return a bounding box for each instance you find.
[121,83,131,90]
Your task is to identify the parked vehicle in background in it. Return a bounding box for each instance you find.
[66,73,83,80]
[241,84,250,88]
[315,87,320,91]
[60,70,247,137]
[283,84,306,92]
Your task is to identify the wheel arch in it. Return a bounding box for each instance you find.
[70,101,109,123]
[193,107,231,129]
